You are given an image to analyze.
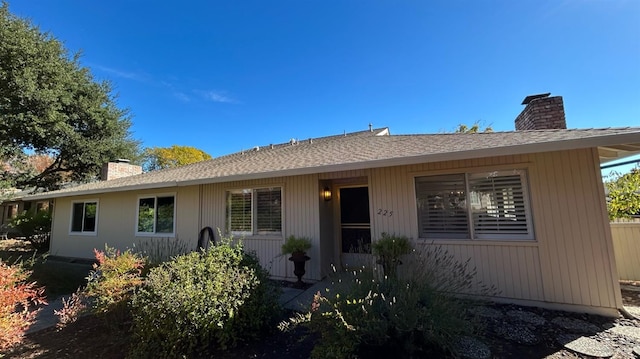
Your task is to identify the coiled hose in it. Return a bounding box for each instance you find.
[197,226,216,250]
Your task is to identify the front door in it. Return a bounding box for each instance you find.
[339,186,372,268]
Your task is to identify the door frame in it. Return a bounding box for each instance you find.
[333,182,373,270]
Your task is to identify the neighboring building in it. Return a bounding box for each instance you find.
[24,94,640,316]
[0,189,51,237]
[0,159,140,234]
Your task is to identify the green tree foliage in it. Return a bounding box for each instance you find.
[0,3,139,191]
[605,166,640,219]
[10,209,51,238]
[142,145,212,171]
[455,122,493,133]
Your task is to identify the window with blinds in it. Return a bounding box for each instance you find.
[416,174,469,239]
[416,169,533,240]
[227,187,282,236]
[469,171,531,239]
[227,190,252,235]
[255,188,282,234]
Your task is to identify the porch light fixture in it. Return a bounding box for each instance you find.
[322,187,332,201]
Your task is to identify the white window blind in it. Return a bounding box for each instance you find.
[227,187,282,236]
[228,190,252,235]
[416,174,469,239]
[469,171,531,239]
[416,169,533,240]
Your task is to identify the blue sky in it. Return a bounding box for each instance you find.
[9,1,640,171]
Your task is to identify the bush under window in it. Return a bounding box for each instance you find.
[130,238,281,358]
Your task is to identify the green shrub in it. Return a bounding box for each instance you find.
[130,237,281,358]
[280,245,497,358]
[10,209,52,252]
[281,235,312,255]
[85,246,146,325]
[9,209,51,238]
[371,232,412,278]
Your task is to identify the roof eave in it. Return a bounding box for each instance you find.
[24,130,640,200]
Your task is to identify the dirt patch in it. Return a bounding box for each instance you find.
[4,315,129,359]
[4,311,314,359]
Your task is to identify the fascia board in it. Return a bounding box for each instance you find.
[23,131,640,200]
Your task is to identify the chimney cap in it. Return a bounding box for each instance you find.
[522,93,551,105]
[115,158,131,163]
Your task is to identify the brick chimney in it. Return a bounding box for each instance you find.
[101,159,142,180]
[515,93,567,131]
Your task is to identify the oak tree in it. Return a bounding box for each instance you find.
[0,3,139,191]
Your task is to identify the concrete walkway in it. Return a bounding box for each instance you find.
[26,296,65,334]
[28,278,332,334]
[278,278,332,312]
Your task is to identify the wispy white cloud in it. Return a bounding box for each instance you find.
[92,64,145,81]
[160,81,191,102]
[197,90,239,104]
[173,92,190,102]
[91,65,239,105]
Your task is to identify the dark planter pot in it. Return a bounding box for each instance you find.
[289,253,310,288]
[376,257,402,278]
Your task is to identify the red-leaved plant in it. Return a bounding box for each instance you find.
[85,246,145,327]
[54,246,146,331]
[54,289,87,330]
[0,260,46,351]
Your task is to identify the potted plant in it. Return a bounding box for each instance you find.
[372,232,412,278]
[282,235,312,287]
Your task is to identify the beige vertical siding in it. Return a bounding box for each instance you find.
[47,147,621,314]
[319,169,369,180]
[365,149,621,313]
[49,186,200,259]
[368,155,544,304]
[530,149,621,310]
[412,242,544,300]
[199,174,323,281]
[611,221,640,281]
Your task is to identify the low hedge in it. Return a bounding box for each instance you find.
[130,240,280,358]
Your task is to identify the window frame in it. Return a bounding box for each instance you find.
[6,204,17,219]
[414,168,534,241]
[226,186,283,238]
[69,199,99,236]
[135,193,176,237]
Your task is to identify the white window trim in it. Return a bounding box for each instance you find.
[135,193,176,237]
[69,199,99,236]
[226,185,284,239]
[413,168,535,242]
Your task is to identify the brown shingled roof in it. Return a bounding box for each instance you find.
[25,127,640,199]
